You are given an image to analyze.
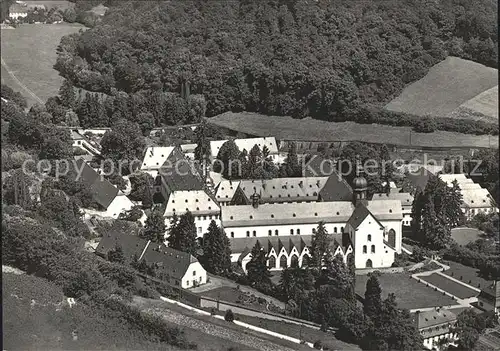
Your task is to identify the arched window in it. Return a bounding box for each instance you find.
[371,245,375,253]
[246,231,250,237]
[363,245,367,254]
[334,227,337,233]
[253,231,256,237]
[388,229,396,248]
[280,255,287,268]
[368,234,372,242]
[230,232,234,238]
[290,255,299,268]
[297,229,301,235]
[268,230,272,236]
[312,228,316,234]
[290,229,294,235]
[341,227,344,233]
[366,259,373,268]
[268,256,276,269]
[275,230,279,236]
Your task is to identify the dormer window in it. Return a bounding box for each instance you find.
[292,213,296,217]
[336,212,340,215]
[230,216,234,220]
[172,200,175,203]
[389,209,392,213]
[196,199,199,202]
[314,213,318,216]
[271,214,274,218]
[249,215,253,219]
[185,199,188,203]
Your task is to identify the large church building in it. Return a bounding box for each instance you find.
[221,173,403,270]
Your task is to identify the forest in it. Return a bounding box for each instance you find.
[52,0,498,132]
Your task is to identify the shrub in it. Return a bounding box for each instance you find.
[313,340,323,350]
[224,309,235,322]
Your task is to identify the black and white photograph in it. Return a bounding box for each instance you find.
[1,0,498,350]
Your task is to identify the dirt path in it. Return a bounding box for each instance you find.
[1,56,44,105]
[131,296,299,351]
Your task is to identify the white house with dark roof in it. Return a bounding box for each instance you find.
[210,137,279,159]
[96,231,207,289]
[164,190,221,238]
[413,308,459,350]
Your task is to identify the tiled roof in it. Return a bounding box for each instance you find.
[95,231,147,261]
[372,192,414,207]
[164,190,220,217]
[74,158,118,209]
[238,177,328,203]
[222,202,354,228]
[461,189,496,208]
[439,173,471,183]
[346,203,373,229]
[319,173,353,202]
[366,200,403,221]
[9,4,28,13]
[215,180,240,202]
[211,137,278,158]
[141,146,175,170]
[180,143,197,153]
[229,235,313,255]
[414,309,457,330]
[160,147,204,191]
[141,242,198,279]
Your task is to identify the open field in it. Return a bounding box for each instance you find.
[442,261,493,290]
[1,23,85,107]
[237,315,361,350]
[23,1,75,10]
[451,227,484,246]
[355,273,456,310]
[208,112,498,149]
[419,273,479,299]
[448,86,499,124]
[385,57,498,121]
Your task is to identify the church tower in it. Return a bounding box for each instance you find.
[352,171,368,207]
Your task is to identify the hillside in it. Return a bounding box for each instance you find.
[208,112,499,149]
[55,0,497,124]
[447,85,498,124]
[1,23,85,107]
[385,57,498,120]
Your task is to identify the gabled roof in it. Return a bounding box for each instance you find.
[160,147,204,191]
[237,177,328,203]
[95,231,147,261]
[229,236,313,255]
[74,158,118,209]
[372,192,414,207]
[141,146,175,171]
[164,190,220,217]
[366,200,404,221]
[210,137,278,158]
[222,202,354,228]
[319,173,353,202]
[414,309,457,330]
[215,180,240,202]
[346,203,373,229]
[95,231,200,280]
[461,188,496,208]
[141,242,198,280]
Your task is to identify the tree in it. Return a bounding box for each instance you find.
[108,244,125,264]
[316,254,355,301]
[310,222,331,268]
[279,267,314,302]
[59,79,76,109]
[142,208,166,243]
[100,119,146,175]
[224,309,235,322]
[363,273,382,318]
[129,172,154,207]
[280,142,301,177]
[453,309,495,350]
[246,242,271,289]
[215,140,242,179]
[444,179,465,227]
[201,220,232,276]
[245,144,263,179]
[119,205,144,222]
[168,211,198,256]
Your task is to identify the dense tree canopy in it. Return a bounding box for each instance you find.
[54,0,497,135]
